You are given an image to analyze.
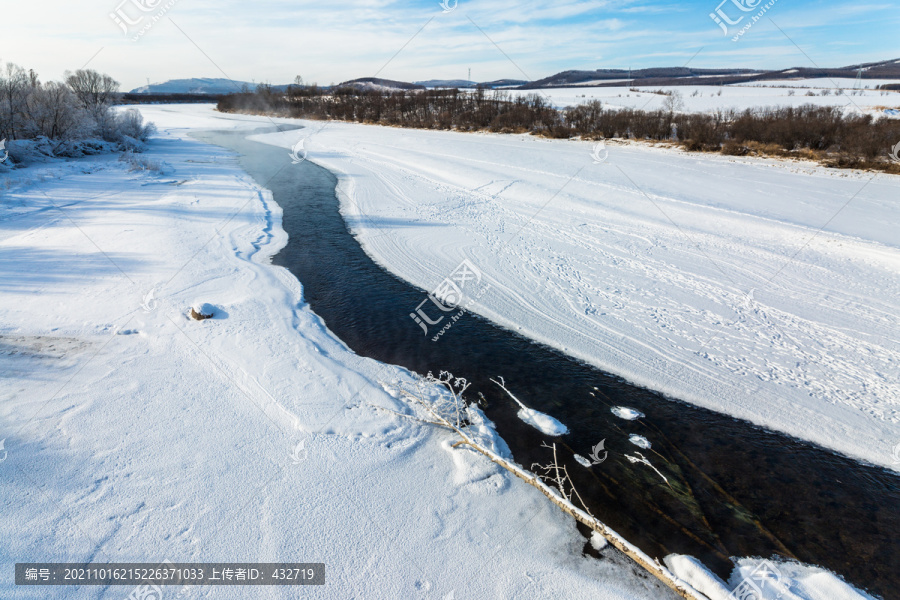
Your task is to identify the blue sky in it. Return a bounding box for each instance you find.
[1,0,897,90]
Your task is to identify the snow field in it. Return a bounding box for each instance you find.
[0,108,680,599]
[238,108,899,470]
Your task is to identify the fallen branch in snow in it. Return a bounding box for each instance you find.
[384,372,712,600]
[532,442,594,518]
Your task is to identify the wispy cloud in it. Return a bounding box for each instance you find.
[0,0,894,90]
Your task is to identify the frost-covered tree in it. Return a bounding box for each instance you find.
[662,90,685,113]
[65,69,120,115]
[23,82,89,140]
[64,69,121,140]
[114,108,156,143]
[0,62,31,139]
[0,62,157,162]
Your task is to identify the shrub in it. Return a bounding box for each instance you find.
[1,62,157,158]
[217,86,900,173]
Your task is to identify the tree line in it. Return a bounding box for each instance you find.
[218,85,900,172]
[0,62,155,161]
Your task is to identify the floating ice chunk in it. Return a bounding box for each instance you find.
[628,434,651,449]
[492,377,569,436]
[573,454,592,468]
[517,407,569,436]
[611,406,644,420]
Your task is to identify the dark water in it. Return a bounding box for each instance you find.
[197,127,899,599]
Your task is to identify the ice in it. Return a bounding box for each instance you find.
[517,406,569,437]
[503,81,900,115]
[245,108,900,470]
[491,377,569,436]
[628,434,651,449]
[612,406,645,421]
[0,105,680,599]
[4,102,890,598]
[665,555,878,600]
[663,554,731,600]
[574,454,592,468]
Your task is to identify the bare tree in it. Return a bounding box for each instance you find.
[662,90,685,113]
[24,81,88,140]
[0,62,30,139]
[65,69,120,115]
[115,108,156,141]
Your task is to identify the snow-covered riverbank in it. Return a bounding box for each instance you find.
[0,104,884,600]
[0,108,679,599]
[240,107,900,471]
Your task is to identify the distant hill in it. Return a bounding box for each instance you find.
[478,79,530,89]
[415,79,476,89]
[522,59,900,89]
[413,79,531,89]
[129,78,289,95]
[336,78,426,91]
[135,58,900,98]
[521,67,757,89]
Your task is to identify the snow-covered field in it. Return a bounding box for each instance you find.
[238,107,900,472]
[507,80,900,113]
[0,103,886,600]
[0,108,681,599]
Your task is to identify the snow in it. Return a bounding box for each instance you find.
[189,301,217,319]
[664,555,877,600]
[590,531,609,551]
[611,406,645,421]
[517,407,569,437]
[505,83,899,114]
[492,377,569,436]
[240,107,899,470]
[740,77,900,89]
[628,434,651,449]
[3,102,892,600]
[0,105,683,599]
[729,558,879,600]
[463,404,513,459]
[573,454,592,468]
[663,555,731,600]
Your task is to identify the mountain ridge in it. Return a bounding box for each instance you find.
[131,58,900,95]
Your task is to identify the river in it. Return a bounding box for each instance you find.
[196,126,899,599]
